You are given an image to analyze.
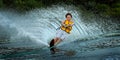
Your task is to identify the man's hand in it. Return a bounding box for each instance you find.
[61,20,74,27]
[62,24,68,27]
[63,24,71,27]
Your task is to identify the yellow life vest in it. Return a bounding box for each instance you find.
[61,20,73,34]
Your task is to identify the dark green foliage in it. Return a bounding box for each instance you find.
[13,0,44,11]
[0,0,3,8]
[1,0,44,11]
[74,0,120,17]
[0,0,120,17]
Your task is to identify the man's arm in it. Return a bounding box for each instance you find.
[68,20,74,26]
[61,20,67,27]
[61,20,74,27]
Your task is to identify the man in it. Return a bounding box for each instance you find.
[50,13,74,54]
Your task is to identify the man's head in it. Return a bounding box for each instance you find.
[65,13,72,20]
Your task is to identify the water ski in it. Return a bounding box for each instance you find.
[50,48,76,57]
[49,39,76,56]
[49,39,56,54]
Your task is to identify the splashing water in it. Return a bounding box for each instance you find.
[0,5,119,48]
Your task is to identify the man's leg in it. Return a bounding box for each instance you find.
[55,31,68,45]
[50,38,61,52]
[54,37,58,43]
[49,37,60,47]
[54,38,62,46]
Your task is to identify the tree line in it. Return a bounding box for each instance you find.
[0,0,120,17]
